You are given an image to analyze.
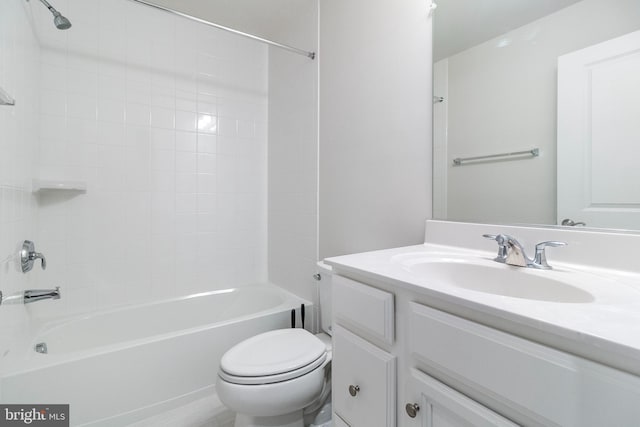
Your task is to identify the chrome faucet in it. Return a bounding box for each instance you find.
[21,240,47,273]
[24,287,61,304]
[483,234,567,270]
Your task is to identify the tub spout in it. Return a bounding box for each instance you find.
[24,287,61,304]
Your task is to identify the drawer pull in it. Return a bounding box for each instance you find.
[348,385,360,396]
[405,403,420,418]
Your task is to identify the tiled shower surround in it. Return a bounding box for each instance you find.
[0,0,40,360]
[31,0,269,317]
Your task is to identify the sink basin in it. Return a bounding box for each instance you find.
[396,257,595,303]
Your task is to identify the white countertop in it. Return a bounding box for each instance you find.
[325,243,640,376]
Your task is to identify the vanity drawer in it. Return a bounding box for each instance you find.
[333,325,396,427]
[333,275,394,345]
[409,302,640,426]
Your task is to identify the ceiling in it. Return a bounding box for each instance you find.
[145,0,584,61]
[434,0,583,61]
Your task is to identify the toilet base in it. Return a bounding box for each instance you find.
[235,410,303,427]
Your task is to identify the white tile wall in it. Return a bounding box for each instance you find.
[0,0,320,351]
[31,0,269,317]
[0,0,40,366]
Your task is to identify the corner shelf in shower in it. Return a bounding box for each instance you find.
[0,86,15,106]
[32,179,87,193]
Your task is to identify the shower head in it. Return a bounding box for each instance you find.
[35,0,72,30]
[52,10,72,30]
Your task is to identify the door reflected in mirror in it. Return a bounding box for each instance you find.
[432,0,640,231]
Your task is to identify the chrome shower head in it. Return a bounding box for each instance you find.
[52,10,72,30]
[36,0,72,30]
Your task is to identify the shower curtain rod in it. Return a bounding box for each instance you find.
[127,0,316,60]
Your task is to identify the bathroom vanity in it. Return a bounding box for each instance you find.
[326,221,640,427]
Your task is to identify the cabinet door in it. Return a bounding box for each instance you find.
[333,325,396,427]
[406,369,519,427]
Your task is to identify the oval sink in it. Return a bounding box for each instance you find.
[401,259,594,303]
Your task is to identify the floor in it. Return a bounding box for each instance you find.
[128,394,235,427]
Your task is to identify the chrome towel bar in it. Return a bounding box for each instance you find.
[453,148,539,166]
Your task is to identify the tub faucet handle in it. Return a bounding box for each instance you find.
[20,240,47,273]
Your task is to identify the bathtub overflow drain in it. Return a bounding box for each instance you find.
[35,342,48,354]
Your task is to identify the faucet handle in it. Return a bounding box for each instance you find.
[534,241,567,269]
[483,234,507,244]
[20,240,47,273]
[483,234,509,262]
[536,241,568,248]
[32,252,46,270]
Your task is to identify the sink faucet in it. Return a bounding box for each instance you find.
[24,287,61,304]
[483,234,567,270]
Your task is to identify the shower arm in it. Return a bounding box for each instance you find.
[30,0,62,17]
[37,0,56,13]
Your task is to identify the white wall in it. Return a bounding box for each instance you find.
[438,0,640,225]
[0,0,40,370]
[267,1,319,307]
[319,0,433,259]
[32,0,269,317]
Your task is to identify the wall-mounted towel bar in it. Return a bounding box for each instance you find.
[0,86,15,106]
[453,148,539,166]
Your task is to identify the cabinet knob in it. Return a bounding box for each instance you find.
[348,385,360,396]
[405,403,420,418]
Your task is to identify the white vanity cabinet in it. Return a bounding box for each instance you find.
[331,273,640,427]
[406,302,640,427]
[332,275,397,427]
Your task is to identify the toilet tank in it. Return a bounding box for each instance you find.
[316,262,333,335]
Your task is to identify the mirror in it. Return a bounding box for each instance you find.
[432,0,640,231]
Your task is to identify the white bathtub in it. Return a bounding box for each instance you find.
[0,285,309,426]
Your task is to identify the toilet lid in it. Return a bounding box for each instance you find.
[219,352,327,385]
[220,329,326,379]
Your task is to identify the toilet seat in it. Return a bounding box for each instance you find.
[219,329,327,386]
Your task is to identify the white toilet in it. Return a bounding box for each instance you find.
[216,264,333,427]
